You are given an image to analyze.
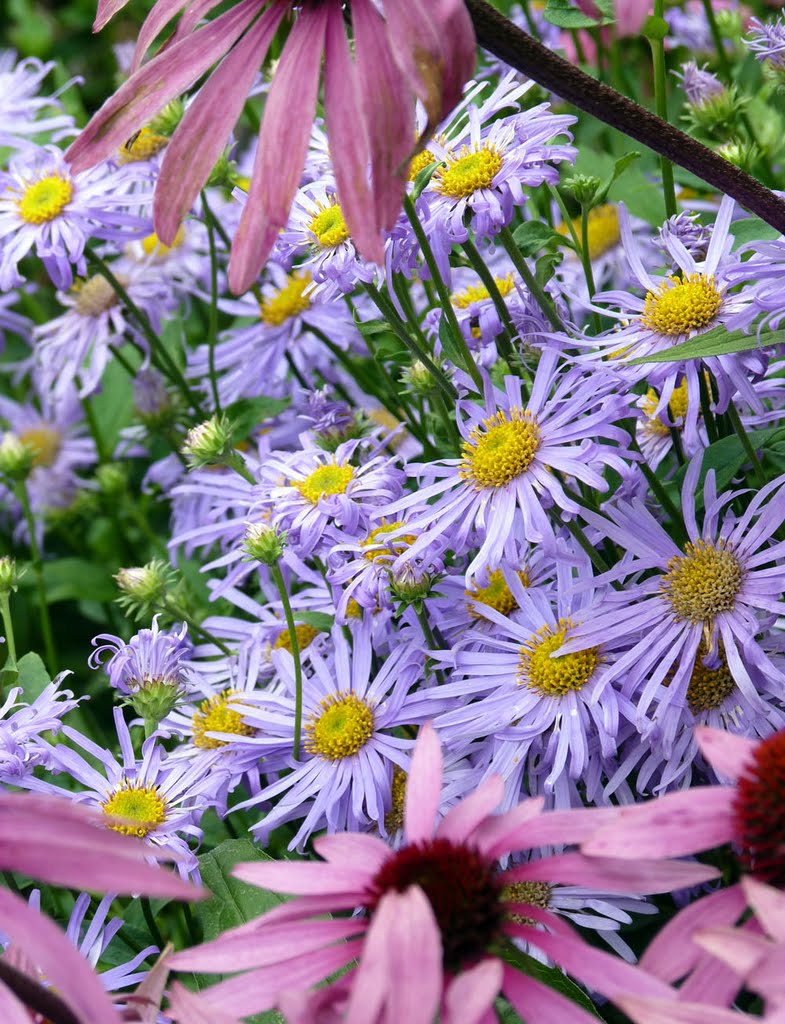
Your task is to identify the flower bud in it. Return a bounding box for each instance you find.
[244,524,287,566]
[401,360,438,395]
[0,433,34,480]
[181,415,235,470]
[0,557,23,595]
[560,174,601,208]
[148,99,185,137]
[115,560,174,617]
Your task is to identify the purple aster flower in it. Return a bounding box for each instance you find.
[232,624,427,849]
[22,707,225,879]
[746,12,785,70]
[0,50,76,152]
[384,351,632,578]
[634,378,708,471]
[89,617,192,698]
[664,2,716,52]
[0,290,31,348]
[725,235,785,331]
[652,211,711,265]
[431,553,633,792]
[562,456,785,740]
[0,678,80,783]
[298,387,356,438]
[674,61,725,106]
[0,145,153,291]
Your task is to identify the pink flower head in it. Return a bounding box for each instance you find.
[169,723,715,1023]
[67,0,477,294]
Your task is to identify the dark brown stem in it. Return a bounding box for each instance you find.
[0,958,80,1024]
[467,0,785,233]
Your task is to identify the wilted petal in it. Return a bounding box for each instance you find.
[128,0,194,71]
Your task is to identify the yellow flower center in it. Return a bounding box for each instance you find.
[642,380,690,438]
[502,881,553,924]
[305,691,375,761]
[460,408,541,490]
[19,426,61,468]
[686,643,735,714]
[384,764,407,833]
[259,271,312,326]
[102,784,167,837]
[309,202,349,248]
[661,539,743,625]
[192,689,254,750]
[518,618,601,697]
[452,274,515,309]
[436,145,503,199]
[558,204,620,260]
[273,623,321,653]
[640,273,723,337]
[140,225,185,259]
[295,462,354,503]
[466,568,530,619]
[72,274,122,317]
[409,148,437,182]
[118,126,169,163]
[17,174,72,224]
[362,521,415,563]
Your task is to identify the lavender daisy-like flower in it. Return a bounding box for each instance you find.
[168,722,716,1023]
[385,352,631,577]
[0,50,76,152]
[674,61,725,106]
[0,678,80,783]
[746,12,785,71]
[0,145,152,290]
[231,624,427,849]
[89,618,192,698]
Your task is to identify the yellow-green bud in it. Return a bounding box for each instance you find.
[244,524,287,566]
[149,99,185,137]
[0,434,34,480]
[182,415,235,470]
[0,557,23,595]
[115,560,174,616]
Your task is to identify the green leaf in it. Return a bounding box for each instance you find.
[293,611,334,632]
[511,220,568,256]
[535,250,564,288]
[570,150,664,226]
[41,558,116,604]
[502,945,605,1019]
[355,317,396,338]
[91,355,134,456]
[411,159,441,201]
[628,325,783,364]
[595,152,641,205]
[730,216,780,249]
[225,396,291,442]
[669,426,785,507]
[16,651,51,701]
[544,0,614,29]
[195,839,286,943]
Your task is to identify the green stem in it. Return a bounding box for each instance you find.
[498,226,566,333]
[414,605,447,685]
[81,397,109,463]
[225,450,258,486]
[402,194,483,390]
[580,206,603,336]
[649,0,677,219]
[270,562,304,760]
[0,593,17,684]
[201,192,223,415]
[727,401,767,490]
[141,897,166,949]
[460,238,523,381]
[16,483,56,675]
[698,371,720,446]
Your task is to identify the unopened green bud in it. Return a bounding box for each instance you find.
[389,563,439,609]
[401,360,438,395]
[684,87,743,138]
[715,8,742,42]
[182,415,235,470]
[126,680,185,727]
[0,557,23,595]
[244,524,287,565]
[0,434,34,480]
[115,560,174,617]
[561,174,602,208]
[717,138,760,172]
[206,149,237,190]
[97,463,127,499]
[149,98,185,137]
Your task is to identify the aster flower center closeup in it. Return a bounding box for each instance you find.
[102,783,167,837]
[640,273,723,336]
[460,408,541,490]
[452,274,516,309]
[686,642,735,714]
[559,204,620,260]
[259,271,312,326]
[118,126,168,164]
[661,539,743,625]
[435,144,503,199]
[273,623,321,652]
[409,147,438,181]
[17,173,72,224]
[309,201,350,249]
[501,880,553,924]
[383,765,407,834]
[192,689,254,750]
[73,274,122,317]
[305,691,375,761]
[362,520,415,563]
[19,425,61,468]
[642,380,689,437]
[466,568,529,618]
[732,730,785,887]
[518,618,601,697]
[295,462,355,503]
[365,837,505,971]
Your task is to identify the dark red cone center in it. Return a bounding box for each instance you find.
[733,729,785,886]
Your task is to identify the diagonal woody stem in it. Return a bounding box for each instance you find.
[467,0,785,234]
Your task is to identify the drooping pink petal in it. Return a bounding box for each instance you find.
[313,831,393,872]
[66,0,261,173]
[228,6,327,294]
[695,726,756,781]
[344,892,397,1024]
[130,947,172,1024]
[617,995,747,1024]
[352,0,414,232]
[154,3,284,244]
[437,774,504,844]
[640,883,746,981]
[580,787,734,859]
[403,721,443,844]
[509,805,626,849]
[443,958,503,1024]
[323,2,381,264]
[470,796,545,859]
[127,0,194,71]
[0,887,120,1024]
[94,0,136,31]
[502,966,606,1024]
[743,877,785,941]
[692,925,769,980]
[167,982,245,1024]
[504,853,719,894]
[386,886,443,1024]
[231,859,372,896]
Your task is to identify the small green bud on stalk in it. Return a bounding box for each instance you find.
[115,560,175,618]
[244,524,288,566]
[0,557,22,596]
[0,434,34,481]
[181,415,236,470]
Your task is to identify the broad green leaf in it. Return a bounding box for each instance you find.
[411,159,441,201]
[595,151,641,205]
[544,0,614,29]
[628,325,782,364]
[293,611,334,632]
[91,356,134,456]
[668,426,785,508]
[225,396,291,442]
[195,838,286,943]
[642,14,668,40]
[535,250,564,288]
[41,558,116,604]
[571,150,664,226]
[730,216,780,249]
[512,220,568,256]
[16,651,51,701]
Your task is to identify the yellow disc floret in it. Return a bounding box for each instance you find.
[518,618,600,697]
[384,764,407,833]
[118,127,169,163]
[102,783,167,837]
[362,521,415,563]
[452,274,515,309]
[305,691,375,761]
[502,881,553,924]
[192,689,254,750]
[661,539,743,625]
[273,623,321,653]
[17,174,72,224]
[642,380,690,438]
[19,425,61,468]
[466,568,530,619]
[686,643,735,714]
[409,148,437,182]
[72,274,122,317]
[460,408,541,490]
[296,462,354,503]
[436,145,503,199]
[259,271,312,326]
[309,201,349,249]
[140,225,186,259]
[641,273,723,337]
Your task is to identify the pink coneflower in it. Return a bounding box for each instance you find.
[169,723,715,1023]
[67,0,476,294]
